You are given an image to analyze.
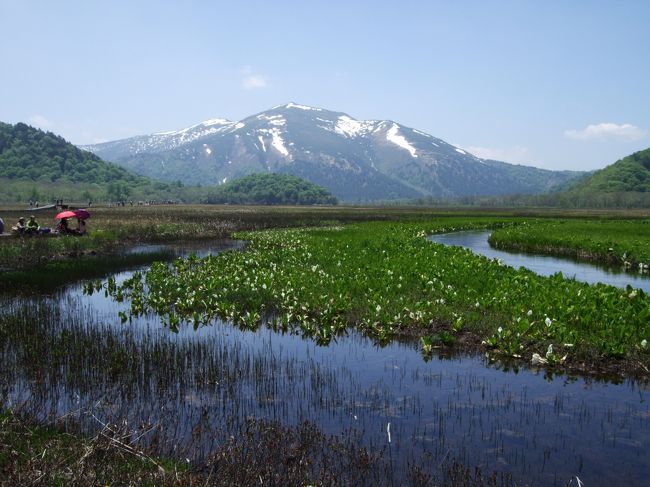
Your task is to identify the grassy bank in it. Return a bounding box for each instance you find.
[100,218,650,378]
[489,219,650,269]
[0,409,191,486]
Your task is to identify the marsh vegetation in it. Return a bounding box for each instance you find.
[3,205,650,485]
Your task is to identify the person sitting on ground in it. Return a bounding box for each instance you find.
[76,217,87,236]
[57,218,81,235]
[25,215,40,235]
[12,217,26,235]
[56,218,72,234]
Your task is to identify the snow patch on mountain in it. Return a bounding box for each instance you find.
[386,124,417,158]
[285,102,322,111]
[257,114,286,127]
[412,128,431,138]
[261,128,289,156]
[334,116,376,138]
[455,148,467,155]
[155,119,232,136]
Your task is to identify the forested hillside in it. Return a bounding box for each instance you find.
[205,173,337,205]
[569,148,650,193]
[0,122,192,202]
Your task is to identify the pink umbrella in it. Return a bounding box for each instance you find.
[55,210,77,220]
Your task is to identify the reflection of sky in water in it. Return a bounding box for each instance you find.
[429,230,650,292]
[4,240,650,486]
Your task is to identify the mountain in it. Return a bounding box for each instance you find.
[82,103,584,201]
[0,122,191,203]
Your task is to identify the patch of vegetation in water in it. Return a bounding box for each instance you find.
[95,217,650,376]
[0,250,175,292]
[489,219,650,270]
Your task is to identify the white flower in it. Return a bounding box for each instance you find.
[546,344,554,358]
[527,309,533,316]
[642,339,648,349]
[545,317,552,327]
[376,305,382,312]
[475,301,480,308]
[531,353,548,365]
[497,327,503,334]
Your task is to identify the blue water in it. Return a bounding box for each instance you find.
[429,230,650,293]
[2,240,650,486]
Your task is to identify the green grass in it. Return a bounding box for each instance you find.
[98,217,650,376]
[489,219,650,268]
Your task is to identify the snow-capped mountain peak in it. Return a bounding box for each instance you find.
[82,103,583,201]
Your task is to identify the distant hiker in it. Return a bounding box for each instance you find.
[26,215,40,235]
[0,217,4,234]
[12,217,26,235]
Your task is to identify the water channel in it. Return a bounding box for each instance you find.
[429,230,650,293]
[2,239,649,486]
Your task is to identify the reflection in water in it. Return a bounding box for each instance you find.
[1,240,650,486]
[429,230,650,292]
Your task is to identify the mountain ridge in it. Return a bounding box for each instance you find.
[82,103,584,201]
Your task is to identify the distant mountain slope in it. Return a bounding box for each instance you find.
[206,173,337,205]
[569,148,650,193]
[0,122,192,203]
[82,103,584,201]
[0,122,147,185]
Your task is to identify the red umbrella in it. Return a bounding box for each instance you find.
[55,210,77,220]
[73,209,91,220]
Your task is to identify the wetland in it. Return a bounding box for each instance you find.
[2,205,650,486]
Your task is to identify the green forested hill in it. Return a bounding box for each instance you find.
[205,173,337,205]
[0,122,194,202]
[476,148,650,208]
[569,148,650,193]
[0,122,148,184]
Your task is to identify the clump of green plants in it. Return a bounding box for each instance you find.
[489,219,650,268]
[91,218,650,374]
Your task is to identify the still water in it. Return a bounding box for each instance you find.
[2,241,649,486]
[429,230,650,293]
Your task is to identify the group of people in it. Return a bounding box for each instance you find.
[11,215,45,235]
[56,216,87,235]
[7,215,87,236]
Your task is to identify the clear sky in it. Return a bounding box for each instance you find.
[1,0,648,171]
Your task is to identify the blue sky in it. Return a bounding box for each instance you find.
[1,0,648,171]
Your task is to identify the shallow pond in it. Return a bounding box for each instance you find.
[429,230,650,293]
[2,240,650,486]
